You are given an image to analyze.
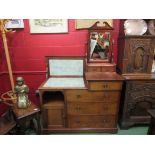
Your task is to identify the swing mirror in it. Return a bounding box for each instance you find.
[87,21,114,63]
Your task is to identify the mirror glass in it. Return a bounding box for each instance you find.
[89,31,111,61]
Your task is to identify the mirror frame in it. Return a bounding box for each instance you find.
[87,21,114,63]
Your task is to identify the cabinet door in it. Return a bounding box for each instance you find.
[42,107,65,128]
[126,39,154,73]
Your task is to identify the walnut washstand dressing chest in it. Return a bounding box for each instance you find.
[38,56,123,133]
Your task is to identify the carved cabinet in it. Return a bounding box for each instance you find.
[117,30,155,129]
[119,74,155,128]
[117,36,155,74]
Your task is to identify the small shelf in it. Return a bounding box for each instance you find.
[42,91,64,104]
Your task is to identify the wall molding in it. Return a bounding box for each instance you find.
[0,70,46,75]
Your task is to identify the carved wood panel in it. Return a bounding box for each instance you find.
[120,80,155,128]
[117,36,155,74]
[127,81,155,113]
[127,39,153,73]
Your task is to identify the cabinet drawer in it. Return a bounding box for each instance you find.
[89,81,122,91]
[65,90,120,102]
[127,81,155,92]
[67,102,118,115]
[87,66,101,72]
[68,115,116,128]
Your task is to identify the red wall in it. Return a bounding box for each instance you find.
[0,19,121,113]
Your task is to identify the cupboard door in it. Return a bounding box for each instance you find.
[42,102,65,128]
[126,39,154,73]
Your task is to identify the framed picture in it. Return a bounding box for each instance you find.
[29,19,68,33]
[5,19,24,29]
[76,19,113,29]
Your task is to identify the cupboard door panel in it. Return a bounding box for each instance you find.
[42,102,65,128]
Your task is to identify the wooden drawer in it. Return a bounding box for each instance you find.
[88,81,122,91]
[127,81,155,92]
[87,66,116,72]
[65,90,120,102]
[101,66,116,72]
[68,115,116,128]
[87,66,101,72]
[67,102,118,115]
[86,63,116,72]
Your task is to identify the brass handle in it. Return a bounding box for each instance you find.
[102,84,109,88]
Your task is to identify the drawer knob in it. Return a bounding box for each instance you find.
[76,95,81,98]
[103,119,107,123]
[75,106,81,111]
[103,107,108,110]
[104,94,109,98]
[76,120,80,124]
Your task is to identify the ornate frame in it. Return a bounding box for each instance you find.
[87,21,114,63]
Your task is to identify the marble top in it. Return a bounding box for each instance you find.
[49,59,83,76]
[43,77,85,88]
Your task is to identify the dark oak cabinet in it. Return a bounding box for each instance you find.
[117,29,155,128]
[119,74,155,128]
[117,36,155,74]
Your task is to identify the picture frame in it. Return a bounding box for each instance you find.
[5,19,24,29]
[29,19,68,33]
[76,19,113,29]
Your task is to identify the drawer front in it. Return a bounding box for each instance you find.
[65,90,120,102]
[101,66,116,72]
[127,81,155,92]
[68,115,116,128]
[87,66,101,72]
[67,102,118,115]
[87,65,116,72]
[89,81,122,91]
